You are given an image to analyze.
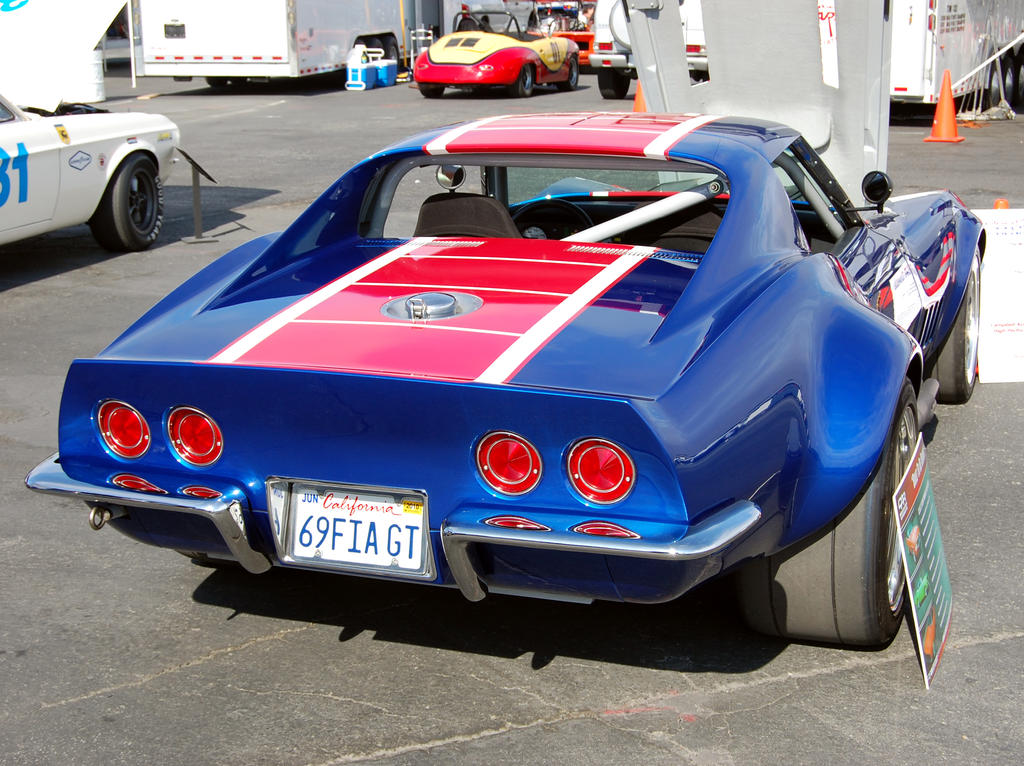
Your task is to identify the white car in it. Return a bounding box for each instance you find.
[590,0,705,99]
[0,92,179,251]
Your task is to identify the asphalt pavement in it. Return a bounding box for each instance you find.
[1,65,1022,765]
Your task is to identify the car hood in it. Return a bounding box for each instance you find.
[101,236,701,400]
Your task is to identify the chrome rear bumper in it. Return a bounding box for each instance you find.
[441,500,762,601]
[25,453,272,574]
[29,453,762,601]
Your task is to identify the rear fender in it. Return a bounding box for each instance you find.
[646,253,916,552]
[929,205,984,354]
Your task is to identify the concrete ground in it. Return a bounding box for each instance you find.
[1,66,1022,765]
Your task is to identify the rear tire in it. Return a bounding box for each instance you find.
[737,380,918,646]
[934,252,981,403]
[556,55,580,92]
[1001,55,1018,108]
[383,36,401,65]
[985,63,999,107]
[89,154,164,252]
[418,83,445,98]
[1015,53,1024,110]
[597,68,630,99]
[508,64,534,97]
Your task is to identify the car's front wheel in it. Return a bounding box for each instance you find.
[737,379,918,646]
[89,154,164,252]
[934,252,981,404]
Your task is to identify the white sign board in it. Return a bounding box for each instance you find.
[975,208,1024,383]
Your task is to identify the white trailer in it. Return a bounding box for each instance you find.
[889,0,1024,107]
[132,0,461,83]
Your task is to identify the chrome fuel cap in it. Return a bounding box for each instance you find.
[382,291,483,321]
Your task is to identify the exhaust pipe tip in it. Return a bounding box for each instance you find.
[88,506,112,530]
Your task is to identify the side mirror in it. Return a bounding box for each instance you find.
[436,164,466,191]
[861,171,893,212]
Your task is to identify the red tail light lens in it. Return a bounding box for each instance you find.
[111,473,166,494]
[572,520,641,539]
[567,438,636,504]
[97,400,151,459]
[181,485,223,499]
[484,515,551,531]
[476,431,542,495]
[168,407,223,467]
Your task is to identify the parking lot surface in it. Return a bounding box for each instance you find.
[2,67,1022,765]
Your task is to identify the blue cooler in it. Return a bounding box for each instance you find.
[374,59,398,87]
[346,63,377,91]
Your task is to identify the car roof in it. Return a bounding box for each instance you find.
[401,112,801,166]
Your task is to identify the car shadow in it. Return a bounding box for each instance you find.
[0,184,277,292]
[192,564,787,673]
[428,83,591,100]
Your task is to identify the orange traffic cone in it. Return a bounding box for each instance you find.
[633,81,646,112]
[994,198,1010,209]
[924,69,965,143]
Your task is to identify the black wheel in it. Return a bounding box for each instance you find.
[1001,55,1018,108]
[383,36,401,64]
[418,82,445,98]
[556,55,579,92]
[1015,54,1024,110]
[363,36,383,52]
[934,252,981,403]
[508,64,535,97]
[597,68,630,99]
[89,154,164,252]
[737,380,918,646]
[985,61,1003,107]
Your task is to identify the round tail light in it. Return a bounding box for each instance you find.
[168,407,223,466]
[567,438,636,504]
[97,400,151,459]
[476,431,542,495]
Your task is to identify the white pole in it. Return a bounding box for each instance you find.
[127,1,137,89]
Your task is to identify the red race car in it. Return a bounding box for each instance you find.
[414,10,579,98]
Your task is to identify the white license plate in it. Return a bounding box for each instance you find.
[268,479,431,578]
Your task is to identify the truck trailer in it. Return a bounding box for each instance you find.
[889,0,1024,108]
[132,0,461,84]
[591,0,1024,110]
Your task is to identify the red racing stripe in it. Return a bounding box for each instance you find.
[426,113,718,158]
[208,238,650,383]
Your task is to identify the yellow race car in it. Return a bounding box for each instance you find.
[414,11,580,98]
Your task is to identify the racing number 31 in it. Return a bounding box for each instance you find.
[0,143,29,207]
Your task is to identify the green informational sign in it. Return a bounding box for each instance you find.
[893,434,952,689]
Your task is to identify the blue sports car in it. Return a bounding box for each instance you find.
[27,112,983,648]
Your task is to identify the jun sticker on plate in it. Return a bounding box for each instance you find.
[267,479,432,578]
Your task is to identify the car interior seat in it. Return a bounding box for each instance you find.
[413,192,522,238]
